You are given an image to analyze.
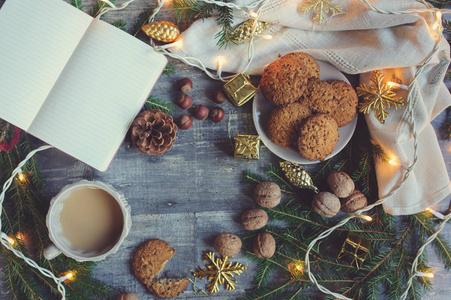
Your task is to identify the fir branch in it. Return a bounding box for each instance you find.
[171,0,215,23]
[144,95,173,115]
[214,2,236,49]
[91,0,114,17]
[265,165,295,194]
[342,219,413,298]
[70,0,83,10]
[130,8,154,37]
[242,169,267,184]
[163,62,176,76]
[112,20,127,31]
[413,214,451,269]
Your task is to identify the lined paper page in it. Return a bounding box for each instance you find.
[29,18,167,171]
[0,0,92,130]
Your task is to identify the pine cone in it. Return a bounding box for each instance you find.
[131,109,178,155]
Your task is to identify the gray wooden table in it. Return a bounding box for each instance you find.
[0,0,450,299]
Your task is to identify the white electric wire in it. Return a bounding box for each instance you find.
[0,145,72,298]
[303,1,450,299]
[2,1,450,300]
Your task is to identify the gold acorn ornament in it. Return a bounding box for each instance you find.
[232,19,269,44]
[141,21,180,43]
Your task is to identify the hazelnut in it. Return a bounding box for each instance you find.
[177,94,193,109]
[254,182,281,208]
[213,232,242,257]
[117,293,138,300]
[312,192,340,218]
[253,233,276,259]
[213,89,227,104]
[193,105,209,120]
[241,208,268,230]
[327,172,355,198]
[179,115,193,130]
[210,107,225,122]
[179,78,193,93]
[341,190,367,213]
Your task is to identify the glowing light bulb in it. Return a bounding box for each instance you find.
[17,173,25,182]
[418,271,434,278]
[360,215,373,222]
[387,82,408,90]
[388,158,408,170]
[173,39,183,49]
[426,207,445,220]
[216,55,227,78]
[248,10,258,18]
[1,233,15,246]
[257,35,273,40]
[432,11,442,30]
[288,261,304,278]
[159,40,183,50]
[60,272,75,282]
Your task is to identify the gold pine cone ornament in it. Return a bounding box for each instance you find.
[141,21,180,43]
[232,20,269,44]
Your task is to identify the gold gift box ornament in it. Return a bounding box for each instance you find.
[234,135,261,160]
[337,232,371,269]
[224,73,257,106]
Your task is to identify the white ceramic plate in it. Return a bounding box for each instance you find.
[252,61,358,164]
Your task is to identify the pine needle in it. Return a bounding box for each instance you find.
[70,0,83,10]
[112,20,127,31]
[171,0,215,23]
[144,95,173,115]
[163,62,176,76]
[130,8,154,37]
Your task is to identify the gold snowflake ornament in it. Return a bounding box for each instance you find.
[299,0,343,24]
[192,251,247,293]
[356,70,404,124]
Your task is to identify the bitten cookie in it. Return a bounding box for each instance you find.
[148,278,189,299]
[266,102,311,148]
[260,57,308,105]
[281,52,320,79]
[299,78,337,114]
[327,80,358,127]
[132,239,176,285]
[298,114,339,161]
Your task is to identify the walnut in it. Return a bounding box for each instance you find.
[241,208,268,230]
[327,172,354,198]
[117,292,138,300]
[312,192,340,218]
[213,232,242,257]
[253,233,276,259]
[341,190,367,213]
[253,182,281,208]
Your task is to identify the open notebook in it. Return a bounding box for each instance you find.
[0,0,167,171]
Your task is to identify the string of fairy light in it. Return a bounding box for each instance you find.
[0,0,450,299]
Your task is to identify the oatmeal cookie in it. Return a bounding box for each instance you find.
[260,57,308,105]
[266,102,311,148]
[298,114,339,161]
[299,78,337,114]
[281,52,320,79]
[327,80,358,127]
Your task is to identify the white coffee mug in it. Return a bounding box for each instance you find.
[44,180,131,262]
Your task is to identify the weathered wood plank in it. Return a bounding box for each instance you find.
[0,0,450,299]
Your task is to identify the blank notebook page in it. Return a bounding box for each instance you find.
[29,19,167,171]
[0,0,92,130]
